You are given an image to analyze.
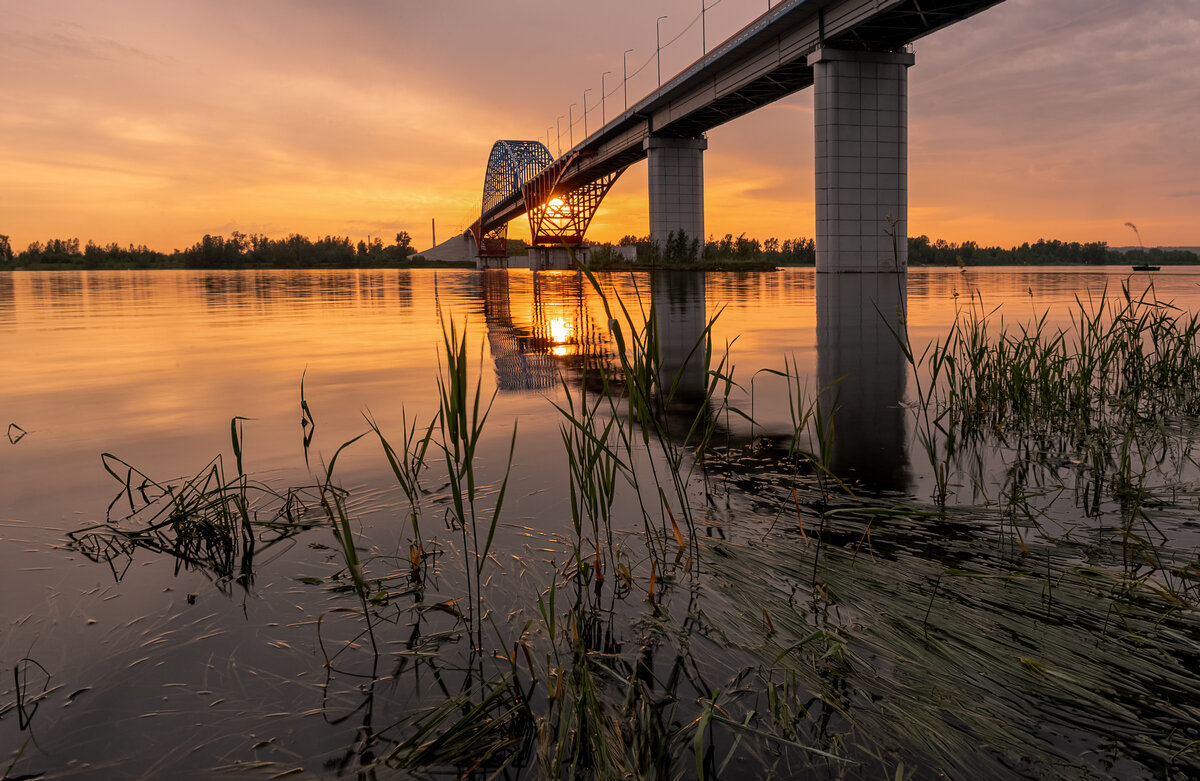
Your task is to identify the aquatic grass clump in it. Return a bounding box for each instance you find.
[69,420,323,589]
[905,283,1200,539]
[433,313,518,658]
[380,679,534,774]
[932,282,1200,442]
[571,264,744,564]
[695,492,1200,779]
[556,376,623,583]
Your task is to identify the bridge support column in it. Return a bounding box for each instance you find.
[529,245,589,270]
[807,48,914,272]
[644,136,707,262]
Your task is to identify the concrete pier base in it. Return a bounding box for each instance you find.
[807,47,914,273]
[529,245,588,270]
[645,136,707,261]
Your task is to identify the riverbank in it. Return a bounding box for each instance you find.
[7,233,1196,273]
[3,258,476,271]
[586,256,779,272]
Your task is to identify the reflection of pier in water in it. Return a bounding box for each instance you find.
[817,273,910,493]
[479,268,909,493]
[648,271,909,493]
[653,272,708,405]
[638,270,911,494]
[479,270,616,392]
[478,270,710,399]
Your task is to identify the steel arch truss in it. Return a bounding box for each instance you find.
[523,155,623,247]
[472,140,554,257]
[470,139,625,257]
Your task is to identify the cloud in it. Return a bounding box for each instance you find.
[0,25,157,65]
[1,0,1197,249]
[904,0,1200,245]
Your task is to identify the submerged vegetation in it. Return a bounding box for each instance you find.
[6,273,1200,778]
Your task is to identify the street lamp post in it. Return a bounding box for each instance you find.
[623,49,633,111]
[547,126,552,150]
[702,1,706,56]
[569,103,576,147]
[556,116,563,156]
[657,16,668,88]
[601,71,611,125]
[583,88,591,136]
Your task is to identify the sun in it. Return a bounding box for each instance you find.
[548,317,571,344]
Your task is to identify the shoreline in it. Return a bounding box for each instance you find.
[5,258,1200,273]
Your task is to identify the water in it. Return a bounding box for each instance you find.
[2,266,1199,778]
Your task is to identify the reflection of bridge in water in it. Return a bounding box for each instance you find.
[479,270,619,392]
[478,270,714,401]
[479,269,910,493]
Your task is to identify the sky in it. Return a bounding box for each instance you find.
[1,0,1197,253]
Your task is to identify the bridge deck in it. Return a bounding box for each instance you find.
[481,0,1004,234]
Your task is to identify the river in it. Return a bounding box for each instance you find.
[2,266,1198,778]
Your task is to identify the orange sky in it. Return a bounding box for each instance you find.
[1,0,1197,254]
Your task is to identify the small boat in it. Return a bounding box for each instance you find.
[1132,264,1160,271]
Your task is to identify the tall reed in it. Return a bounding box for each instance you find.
[434,313,517,657]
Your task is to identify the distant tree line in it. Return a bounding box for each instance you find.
[1117,247,1200,266]
[591,233,1199,268]
[0,231,449,270]
[181,232,418,269]
[3,230,1197,270]
[910,236,1099,266]
[596,232,817,266]
[908,236,1198,266]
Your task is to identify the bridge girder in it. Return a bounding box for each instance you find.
[464,0,1009,259]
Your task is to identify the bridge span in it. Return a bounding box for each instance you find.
[468,0,1006,272]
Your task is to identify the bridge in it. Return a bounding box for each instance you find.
[467,0,1007,272]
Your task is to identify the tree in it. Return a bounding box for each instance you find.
[663,229,700,264]
[734,233,760,258]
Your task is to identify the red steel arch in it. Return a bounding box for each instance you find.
[469,140,624,258]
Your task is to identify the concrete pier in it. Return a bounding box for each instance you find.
[529,245,589,270]
[645,136,707,261]
[807,47,914,273]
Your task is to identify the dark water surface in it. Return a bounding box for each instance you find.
[2,267,1199,779]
